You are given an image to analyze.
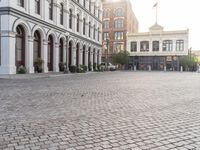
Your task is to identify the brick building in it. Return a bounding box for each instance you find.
[102,0,139,62]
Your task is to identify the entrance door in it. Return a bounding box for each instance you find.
[16,25,25,68]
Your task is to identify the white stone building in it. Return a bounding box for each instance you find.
[127,23,189,71]
[0,0,102,74]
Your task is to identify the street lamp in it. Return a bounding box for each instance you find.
[105,38,110,70]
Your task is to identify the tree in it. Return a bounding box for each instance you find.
[112,51,130,69]
[180,54,198,71]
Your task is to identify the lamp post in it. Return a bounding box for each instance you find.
[106,38,110,70]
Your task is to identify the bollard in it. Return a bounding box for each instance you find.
[164,66,167,72]
[180,66,183,72]
[134,65,137,71]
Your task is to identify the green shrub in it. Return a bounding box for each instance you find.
[34,58,44,73]
[69,65,77,73]
[17,65,27,74]
[80,65,87,72]
[59,62,66,72]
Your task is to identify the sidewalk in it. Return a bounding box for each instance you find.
[0,72,70,79]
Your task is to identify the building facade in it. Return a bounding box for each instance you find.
[127,24,189,71]
[0,0,102,74]
[102,0,138,62]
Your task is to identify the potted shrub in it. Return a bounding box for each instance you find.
[17,65,27,74]
[34,58,44,73]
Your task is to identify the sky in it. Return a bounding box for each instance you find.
[131,0,200,50]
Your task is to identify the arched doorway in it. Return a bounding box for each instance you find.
[16,25,25,69]
[33,30,41,72]
[97,50,100,65]
[82,45,86,65]
[76,43,80,67]
[88,47,91,71]
[59,39,64,63]
[48,35,54,71]
[59,38,64,72]
[68,41,73,68]
[93,48,96,66]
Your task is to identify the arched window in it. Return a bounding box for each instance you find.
[89,22,91,37]
[77,14,80,32]
[115,8,124,17]
[17,0,24,7]
[114,19,124,28]
[49,0,53,20]
[35,0,40,14]
[83,0,86,7]
[89,0,91,12]
[60,3,64,25]
[69,9,73,29]
[83,18,86,35]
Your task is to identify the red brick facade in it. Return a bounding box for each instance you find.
[102,0,138,62]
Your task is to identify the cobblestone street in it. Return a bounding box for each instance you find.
[0,72,200,150]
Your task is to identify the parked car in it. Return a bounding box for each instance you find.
[101,62,116,71]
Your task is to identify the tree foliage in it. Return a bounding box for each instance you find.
[180,54,198,71]
[112,51,130,66]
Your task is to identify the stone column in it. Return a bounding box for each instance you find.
[79,47,83,65]
[137,41,140,52]
[99,51,102,65]
[72,46,76,66]
[27,36,34,73]
[90,50,94,71]
[0,32,16,74]
[54,42,59,72]
[85,49,88,70]
[42,40,48,73]
[159,40,162,52]
[63,42,67,64]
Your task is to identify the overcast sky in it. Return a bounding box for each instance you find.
[131,0,200,50]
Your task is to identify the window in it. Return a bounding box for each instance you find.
[114,32,123,40]
[83,0,86,7]
[49,0,53,20]
[140,41,149,51]
[83,18,86,35]
[98,28,100,41]
[115,19,124,28]
[93,25,96,39]
[60,3,64,25]
[77,14,80,32]
[94,5,96,15]
[77,0,79,3]
[103,32,109,40]
[163,40,173,51]
[35,0,40,14]
[176,40,184,51]
[114,42,124,52]
[103,10,109,18]
[131,42,137,52]
[89,0,91,12]
[69,9,73,29]
[98,9,100,19]
[103,20,109,29]
[17,0,24,7]
[152,41,159,51]
[115,8,123,17]
[89,22,91,37]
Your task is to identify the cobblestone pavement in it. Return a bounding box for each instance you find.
[0,72,200,150]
